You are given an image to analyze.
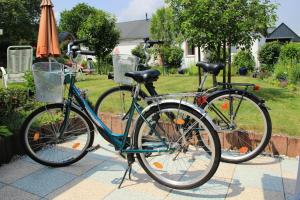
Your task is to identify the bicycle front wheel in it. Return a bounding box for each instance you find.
[134,102,221,190]
[21,103,94,167]
[202,90,272,163]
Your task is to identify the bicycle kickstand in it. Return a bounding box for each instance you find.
[118,153,135,189]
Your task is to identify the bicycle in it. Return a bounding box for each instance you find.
[95,38,272,164]
[21,39,221,190]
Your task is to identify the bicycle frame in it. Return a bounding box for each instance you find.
[62,74,170,154]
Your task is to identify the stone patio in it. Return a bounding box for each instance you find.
[0,134,299,200]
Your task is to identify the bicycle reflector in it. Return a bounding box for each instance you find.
[254,85,261,91]
[174,119,185,125]
[153,162,163,169]
[33,132,40,141]
[221,102,229,110]
[197,96,207,106]
[239,146,249,154]
[72,143,81,149]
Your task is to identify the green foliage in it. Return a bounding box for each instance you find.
[274,63,288,81]
[289,63,300,84]
[59,3,97,37]
[24,71,35,92]
[167,0,277,72]
[161,46,183,68]
[232,50,255,72]
[0,88,28,116]
[280,43,300,64]
[274,62,300,84]
[184,65,199,76]
[131,45,146,64]
[0,126,13,137]
[258,41,282,71]
[150,7,180,45]
[94,56,113,75]
[78,10,120,62]
[0,0,41,66]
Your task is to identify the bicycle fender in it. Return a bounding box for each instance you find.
[139,99,219,131]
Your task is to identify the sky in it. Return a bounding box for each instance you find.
[52,0,300,35]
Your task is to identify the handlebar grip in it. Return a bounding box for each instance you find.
[76,50,96,56]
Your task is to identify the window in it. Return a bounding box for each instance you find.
[186,42,195,56]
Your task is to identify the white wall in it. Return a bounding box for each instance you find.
[113,39,143,55]
[251,36,266,69]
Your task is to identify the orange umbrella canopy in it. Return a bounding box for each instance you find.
[36,0,61,58]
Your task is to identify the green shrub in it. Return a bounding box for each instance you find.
[24,71,35,92]
[289,63,300,84]
[184,65,198,76]
[0,88,28,116]
[280,43,300,65]
[94,55,113,75]
[232,50,255,73]
[161,45,183,68]
[274,63,288,81]
[258,41,282,71]
[131,44,146,64]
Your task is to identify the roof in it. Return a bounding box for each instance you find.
[58,32,75,43]
[116,19,151,40]
[267,23,300,42]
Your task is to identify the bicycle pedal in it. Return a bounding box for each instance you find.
[86,144,101,152]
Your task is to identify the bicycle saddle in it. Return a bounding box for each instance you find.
[196,62,225,76]
[125,69,160,83]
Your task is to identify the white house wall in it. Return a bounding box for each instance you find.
[113,39,144,55]
[251,36,266,69]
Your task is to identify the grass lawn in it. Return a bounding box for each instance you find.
[1,74,300,137]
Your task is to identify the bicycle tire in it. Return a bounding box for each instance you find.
[21,103,95,167]
[134,102,221,190]
[201,89,272,164]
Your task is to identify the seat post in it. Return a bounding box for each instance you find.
[133,84,141,99]
[199,73,208,91]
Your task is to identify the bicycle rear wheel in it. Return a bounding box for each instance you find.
[95,85,148,133]
[21,103,94,167]
[134,102,221,190]
[202,90,271,163]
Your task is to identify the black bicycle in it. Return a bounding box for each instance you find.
[95,39,272,164]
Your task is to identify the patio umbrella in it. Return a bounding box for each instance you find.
[36,0,61,58]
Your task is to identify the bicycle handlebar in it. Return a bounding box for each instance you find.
[76,50,96,56]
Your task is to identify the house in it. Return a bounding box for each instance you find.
[114,19,206,67]
[251,23,300,68]
[114,20,300,69]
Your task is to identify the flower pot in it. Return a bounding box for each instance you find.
[239,67,248,76]
[0,135,14,164]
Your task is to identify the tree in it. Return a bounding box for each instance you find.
[150,7,179,45]
[167,0,277,82]
[59,3,97,37]
[0,0,41,65]
[78,10,120,63]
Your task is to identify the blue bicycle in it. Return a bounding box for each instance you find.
[21,40,221,190]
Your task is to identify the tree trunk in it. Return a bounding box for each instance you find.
[222,41,227,84]
[197,45,201,86]
[227,43,232,83]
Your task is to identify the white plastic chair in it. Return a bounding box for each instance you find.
[0,46,33,88]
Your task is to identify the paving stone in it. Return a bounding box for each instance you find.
[58,157,104,176]
[225,187,285,200]
[0,185,40,200]
[281,158,299,177]
[214,162,236,180]
[46,177,115,200]
[82,160,130,187]
[282,172,297,195]
[0,182,5,189]
[233,165,283,192]
[120,171,171,199]
[104,188,160,200]
[166,177,231,200]
[0,159,44,184]
[13,168,76,197]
